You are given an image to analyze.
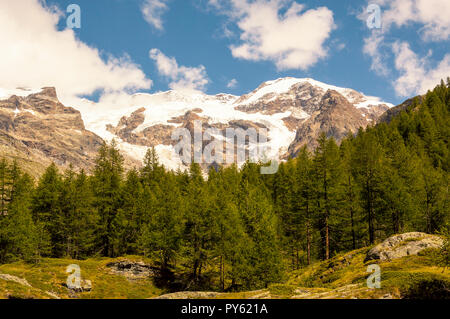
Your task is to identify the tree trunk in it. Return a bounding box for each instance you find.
[350,207,356,250]
[367,181,375,244]
[220,256,225,291]
[325,215,330,260]
[426,195,431,233]
[349,176,356,250]
[306,204,311,265]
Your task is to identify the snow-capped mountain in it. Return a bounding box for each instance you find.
[0,87,104,176]
[0,78,393,173]
[95,77,393,170]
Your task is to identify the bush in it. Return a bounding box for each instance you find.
[403,279,450,299]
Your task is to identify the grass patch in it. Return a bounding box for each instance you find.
[0,256,163,299]
[268,283,297,298]
[1,244,449,299]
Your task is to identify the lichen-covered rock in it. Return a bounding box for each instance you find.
[153,291,221,299]
[364,232,444,262]
[106,260,155,279]
[66,279,92,293]
[81,279,92,292]
[0,273,32,287]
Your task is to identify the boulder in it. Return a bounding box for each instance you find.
[106,260,155,279]
[153,291,220,299]
[66,279,92,293]
[364,232,444,262]
[81,279,92,292]
[0,273,32,287]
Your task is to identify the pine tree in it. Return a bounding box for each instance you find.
[339,136,362,250]
[234,164,284,288]
[239,183,283,289]
[182,163,216,285]
[352,130,384,244]
[139,172,183,272]
[207,166,247,290]
[141,147,165,188]
[118,168,144,255]
[32,163,62,257]
[59,168,97,259]
[292,146,315,264]
[313,133,342,259]
[0,166,50,263]
[0,158,10,215]
[92,140,124,257]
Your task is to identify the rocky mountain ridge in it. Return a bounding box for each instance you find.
[102,77,393,170]
[0,78,394,173]
[0,87,103,175]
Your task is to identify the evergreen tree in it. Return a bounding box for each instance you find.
[118,168,144,255]
[92,140,124,257]
[182,163,215,285]
[293,147,315,265]
[140,172,183,272]
[32,163,63,257]
[0,166,50,263]
[339,136,362,250]
[0,158,10,215]
[59,168,97,259]
[352,130,385,244]
[313,133,342,259]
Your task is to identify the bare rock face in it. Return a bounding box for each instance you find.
[66,279,92,293]
[153,291,221,299]
[104,78,393,170]
[107,107,176,147]
[0,273,32,287]
[364,232,444,263]
[233,78,391,159]
[106,260,155,280]
[107,108,270,169]
[0,87,104,175]
[378,96,423,123]
[1,78,393,172]
[288,90,370,156]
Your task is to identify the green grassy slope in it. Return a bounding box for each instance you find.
[0,256,162,299]
[0,246,448,299]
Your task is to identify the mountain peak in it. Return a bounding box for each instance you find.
[0,78,394,172]
[38,87,58,99]
[233,77,389,109]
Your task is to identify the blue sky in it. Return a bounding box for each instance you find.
[2,0,449,105]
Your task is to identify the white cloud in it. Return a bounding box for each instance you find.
[210,0,335,70]
[149,49,209,91]
[0,0,151,98]
[360,0,450,96]
[363,32,390,76]
[359,0,450,41]
[392,42,450,96]
[379,0,450,41]
[141,0,170,31]
[227,78,238,88]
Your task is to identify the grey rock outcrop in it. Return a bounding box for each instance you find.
[106,260,155,280]
[0,273,32,287]
[364,232,444,262]
[0,87,104,176]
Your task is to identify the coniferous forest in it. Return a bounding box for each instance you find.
[0,81,448,292]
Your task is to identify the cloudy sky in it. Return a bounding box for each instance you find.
[0,0,449,105]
